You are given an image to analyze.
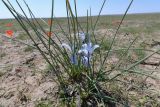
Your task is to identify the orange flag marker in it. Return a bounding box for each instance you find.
[5,30,13,37]
[5,23,13,27]
[48,19,53,26]
[46,31,53,37]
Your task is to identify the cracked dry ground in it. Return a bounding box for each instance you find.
[0,30,160,107]
[0,35,58,107]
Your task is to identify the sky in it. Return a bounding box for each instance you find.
[0,0,160,19]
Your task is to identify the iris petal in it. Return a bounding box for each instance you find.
[82,56,90,67]
[82,43,87,49]
[78,49,88,56]
[61,43,72,51]
[91,45,99,53]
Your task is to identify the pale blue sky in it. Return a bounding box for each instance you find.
[0,0,160,19]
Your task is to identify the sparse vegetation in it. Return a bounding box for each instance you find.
[0,52,6,58]
[134,49,145,60]
[101,38,112,51]
[0,0,160,107]
[0,72,4,77]
[24,46,34,52]
[36,101,53,107]
[16,33,30,40]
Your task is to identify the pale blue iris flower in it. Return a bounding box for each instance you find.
[78,42,99,66]
[61,43,78,65]
[78,43,99,57]
[61,32,99,67]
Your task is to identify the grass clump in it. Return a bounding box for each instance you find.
[16,33,30,40]
[0,72,5,77]
[133,49,145,60]
[36,101,53,107]
[101,38,112,51]
[24,46,34,52]
[0,52,6,58]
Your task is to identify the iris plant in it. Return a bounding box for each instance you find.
[61,32,99,67]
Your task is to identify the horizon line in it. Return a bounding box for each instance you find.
[1,12,160,20]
